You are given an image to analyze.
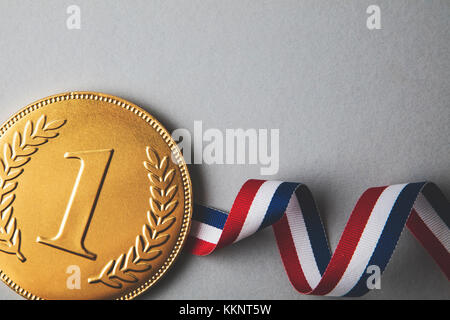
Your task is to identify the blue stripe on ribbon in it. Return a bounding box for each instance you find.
[344,182,426,297]
[258,182,299,230]
[193,204,227,230]
[297,185,332,275]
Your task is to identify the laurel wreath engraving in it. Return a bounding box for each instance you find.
[88,147,178,289]
[0,115,66,262]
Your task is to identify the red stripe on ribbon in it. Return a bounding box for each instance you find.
[216,179,266,249]
[186,236,217,256]
[311,186,386,295]
[407,210,450,279]
[273,214,312,293]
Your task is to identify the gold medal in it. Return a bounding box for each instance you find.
[0,92,192,299]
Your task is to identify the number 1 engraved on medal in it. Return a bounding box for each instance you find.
[37,149,114,260]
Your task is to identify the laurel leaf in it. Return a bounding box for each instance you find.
[147,234,169,250]
[147,210,158,229]
[110,254,137,283]
[38,131,58,139]
[0,242,17,255]
[116,253,126,269]
[12,132,21,154]
[135,243,162,263]
[0,194,15,213]
[27,136,48,146]
[125,246,135,264]
[165,185,177,199]
[163,169,175,186]
[88,147,178,289]
[3,144,12,166]
[102,277,123,289]
[0,160,7,178]
[124,245,151,273]
[143,160,157,171]
[159,156,169,172]
[150,185,163,200]
[35,115,46,130]
[1,182,18,198]
[0,116,65,262]
[135,235,145,258]
[153,186,177,208]
[130,262,151,272]
[6,217,16,237]
[88,260,123,289]
[8,132,31,164]
[146,147,159,166]
[12,230,25,262]
[139,249,161,262]
[11,228,19,246]
[30,115,46,138]
[4,168,24,181]
[123,246,150,273]
[158,216,176,234]
[9,156,29,169]
[22,121,33,142]
[142,224,153,251]
[20,146,37,156]
[1,206,13,229]
[15,145,36,157]
[44,119,66,131]
[148,172,163,187]
[149,197,163,217]
[163,200,178,217]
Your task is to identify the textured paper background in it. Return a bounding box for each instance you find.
[0,0,448,299]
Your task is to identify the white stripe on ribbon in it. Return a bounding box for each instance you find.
[190,221,222,245]
[413,193,450,252]
[234,181,284,243]
[327,184,407,296]
[285,194,322,288]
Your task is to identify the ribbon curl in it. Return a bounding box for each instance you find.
[187,180,449,297]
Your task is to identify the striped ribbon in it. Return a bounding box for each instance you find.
[187,180,450,297]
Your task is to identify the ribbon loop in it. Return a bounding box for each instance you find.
[188,180,450,297]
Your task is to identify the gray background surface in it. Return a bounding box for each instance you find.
[0,0,448,299]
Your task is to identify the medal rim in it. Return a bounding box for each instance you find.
[0,91,193,300]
